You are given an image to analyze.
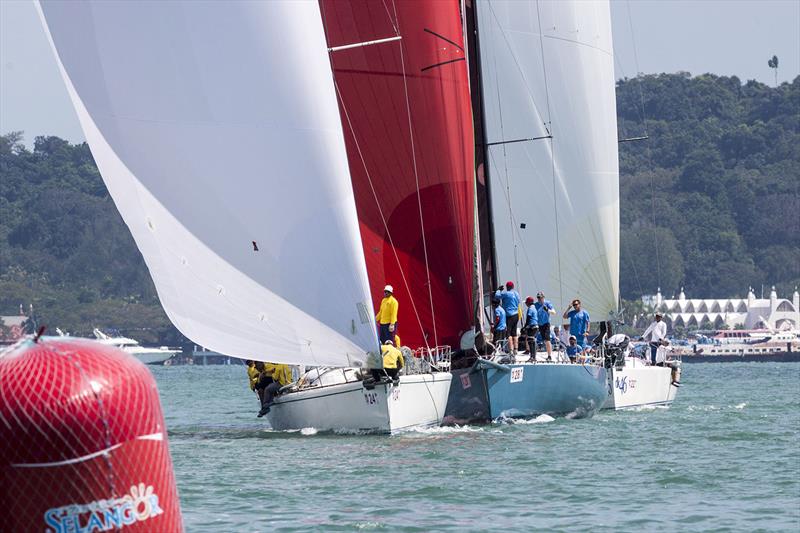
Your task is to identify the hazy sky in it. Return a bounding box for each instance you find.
[1,0,799,147]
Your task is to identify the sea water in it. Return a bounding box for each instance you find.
[154,363,800,531]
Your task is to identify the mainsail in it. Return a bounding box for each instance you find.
[37,1,379,366]
[474,0,620,319]
[320,0,476,351]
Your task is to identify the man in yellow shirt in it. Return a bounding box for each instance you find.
[376,284,399,344]
[245,360,260,392]
[371,340,404,383]
[257,362,293,417]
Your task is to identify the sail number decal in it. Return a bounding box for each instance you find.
[510,367,524,383]
[364,392,378,405]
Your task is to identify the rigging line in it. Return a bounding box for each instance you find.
[535,0,563,308]
[626,0,661,290]
[380,0,400,36]
[333,80,431,354]
[423,28,464,51]
[392,0,438,349]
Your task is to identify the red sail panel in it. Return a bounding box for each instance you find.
[320,0,475,350]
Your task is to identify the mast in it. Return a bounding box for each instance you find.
[465,0,499,307]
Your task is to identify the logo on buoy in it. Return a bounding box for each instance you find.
[44,483,164,533]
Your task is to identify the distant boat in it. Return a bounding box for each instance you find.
[687,328,800,362]
[66,328,179,366]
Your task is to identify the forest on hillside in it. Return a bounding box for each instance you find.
[1,73,798,342]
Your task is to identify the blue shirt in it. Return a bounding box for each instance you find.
[524,305,538,328]
[494,306,507,331]
[567,309,590,336]
[566,344,582,357]
[495,289,521,316]
[534,300,554,325]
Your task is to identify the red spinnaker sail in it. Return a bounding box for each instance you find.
[321,0,475,350]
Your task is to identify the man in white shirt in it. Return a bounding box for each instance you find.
[641,312,668,365]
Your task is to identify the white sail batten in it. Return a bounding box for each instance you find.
[477,0,620,319]
[37,1,379,366]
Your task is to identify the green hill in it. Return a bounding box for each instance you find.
[1,73,798,339]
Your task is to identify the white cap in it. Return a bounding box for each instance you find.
[384,285,393,293]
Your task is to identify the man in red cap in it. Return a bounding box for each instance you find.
[495,281,521,354]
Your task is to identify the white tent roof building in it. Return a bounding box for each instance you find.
[645,287,800,331]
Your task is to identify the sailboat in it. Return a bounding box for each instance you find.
[443,0,619,423]
[36,0,476,433]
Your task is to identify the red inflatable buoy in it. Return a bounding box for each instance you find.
[0,338,183,532]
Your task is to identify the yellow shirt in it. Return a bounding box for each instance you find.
[381,345,404,369]
[265,363,293,386]
[376,295,399,324]
[246,365,260,390]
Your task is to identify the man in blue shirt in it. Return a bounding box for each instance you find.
[563,298,591,347]
[534,291,556,359]
[492,298,508,347]
[495,281,521,354]
[565,335,582,363]
[521,296,539,355]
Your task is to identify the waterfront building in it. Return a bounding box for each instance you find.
[643,287,799,331]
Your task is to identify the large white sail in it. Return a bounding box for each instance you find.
[476,0,620,319]
[37,1,379,366]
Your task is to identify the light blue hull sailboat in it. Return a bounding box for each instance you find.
[443,360,609,425]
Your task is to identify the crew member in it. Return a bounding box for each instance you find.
[495,281,521,354]
[245,360,260,395]
[253,361,271,402]
[566,335,582,363]
[521,296,539,355]
[376,284,399,344]
[564,299,591,347]
[258,362,293,417]
[492,297,508,346]
[534,292,556,359]
[641,312,668,365]
[378,340,404,382]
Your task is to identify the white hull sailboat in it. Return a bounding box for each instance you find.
[605,362,678,410]
[601,336,681,410]
[268,371,451,434]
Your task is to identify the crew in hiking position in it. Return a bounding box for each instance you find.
[534,292,556,359]
[376,285,398,344]
[563,299,590,347]
[495,281,521,354]
[641,312,668,364]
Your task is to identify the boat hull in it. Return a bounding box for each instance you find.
[604,364,678,410]
[266,373,451,434]
[443,362,608,424]
[129,350,177,365]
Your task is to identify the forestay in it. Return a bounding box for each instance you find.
[476,0,620,319]
[37,1,379,366]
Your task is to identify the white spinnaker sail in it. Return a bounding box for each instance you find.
[37,1,379,366]
[477,0,620,320]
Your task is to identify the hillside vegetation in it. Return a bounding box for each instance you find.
[1,73,798,341]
